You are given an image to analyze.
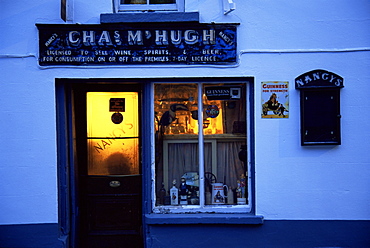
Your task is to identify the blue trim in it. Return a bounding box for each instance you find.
[145,214,264,225]
[100,12,200,23]
[248,80,256,215]
[55,81,71,247]
[141,82,153,245]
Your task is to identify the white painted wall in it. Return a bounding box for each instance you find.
[0,0,369,224]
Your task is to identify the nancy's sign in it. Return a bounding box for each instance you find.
[295,69,344,89]
[36,23,237,66]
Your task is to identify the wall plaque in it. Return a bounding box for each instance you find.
[36,23,237,66]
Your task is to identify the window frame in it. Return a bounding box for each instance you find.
[115,0,185,12]
[150,80,254,214]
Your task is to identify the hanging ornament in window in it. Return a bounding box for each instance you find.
[205,105,219,118]
[111,112,123,124]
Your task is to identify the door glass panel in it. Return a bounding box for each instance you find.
[87,92,139,175]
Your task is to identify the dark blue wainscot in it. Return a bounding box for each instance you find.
[0,219,369,247]
[144,215,370,248]
[0,223,62,248]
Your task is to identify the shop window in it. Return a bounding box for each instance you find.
[116,0,184,12]
[153,82,250,213]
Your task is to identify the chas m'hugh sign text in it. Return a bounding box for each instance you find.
[37,23,237,66]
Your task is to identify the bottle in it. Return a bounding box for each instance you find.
[227,187,234,204]
[179,177,188,205]
[158,182,166,205]
[170,179,179,206]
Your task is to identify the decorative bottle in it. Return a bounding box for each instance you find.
[179,177,188,205]
[170,179,179,206]
[227,187,234,204]
[158,182,166,205]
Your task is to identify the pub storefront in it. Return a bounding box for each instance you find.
[45,19,260,247]
[1,1,369,248]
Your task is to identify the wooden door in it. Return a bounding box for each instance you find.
[73,85,143,248]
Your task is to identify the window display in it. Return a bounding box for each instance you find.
[154,82,248,210]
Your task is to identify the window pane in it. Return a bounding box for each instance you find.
[87,92,139,138]
[154,84,198,136]
[121,0,147,4]
[202,83,247,205]
[150,0,175,3]
[87,92,139,175]
[121,0,175,4]
[87,138,139,175]
[204,141,246,205]
[154,84,199,206]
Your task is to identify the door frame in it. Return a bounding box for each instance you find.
[56,79,152,248]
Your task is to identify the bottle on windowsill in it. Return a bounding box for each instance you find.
[158,182,166,205]
[170,179,179,206]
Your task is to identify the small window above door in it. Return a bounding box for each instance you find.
[116,0,184,12]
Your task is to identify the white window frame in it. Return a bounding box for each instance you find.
[151,81,252,214]
[114,0,184,12]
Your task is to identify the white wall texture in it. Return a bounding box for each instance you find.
[0,0,369,224]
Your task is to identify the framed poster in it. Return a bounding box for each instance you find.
[261,81,289,118]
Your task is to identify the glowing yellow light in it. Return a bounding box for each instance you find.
[86,92,139,175]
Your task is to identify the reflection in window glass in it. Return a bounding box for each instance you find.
[121,0,175,4]
[121,0,146,4]
[150,0,175,3]
[154,83,248,208]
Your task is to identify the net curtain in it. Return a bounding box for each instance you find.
[167,141,245,190]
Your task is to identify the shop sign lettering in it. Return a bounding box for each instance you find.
[37,23,237,66]
[205,86,241,100]
[295,69,344,88]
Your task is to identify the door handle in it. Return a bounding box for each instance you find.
[109,180,121,188]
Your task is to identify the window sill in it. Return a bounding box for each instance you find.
[100,12,199,24]
[145,213,264,225]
